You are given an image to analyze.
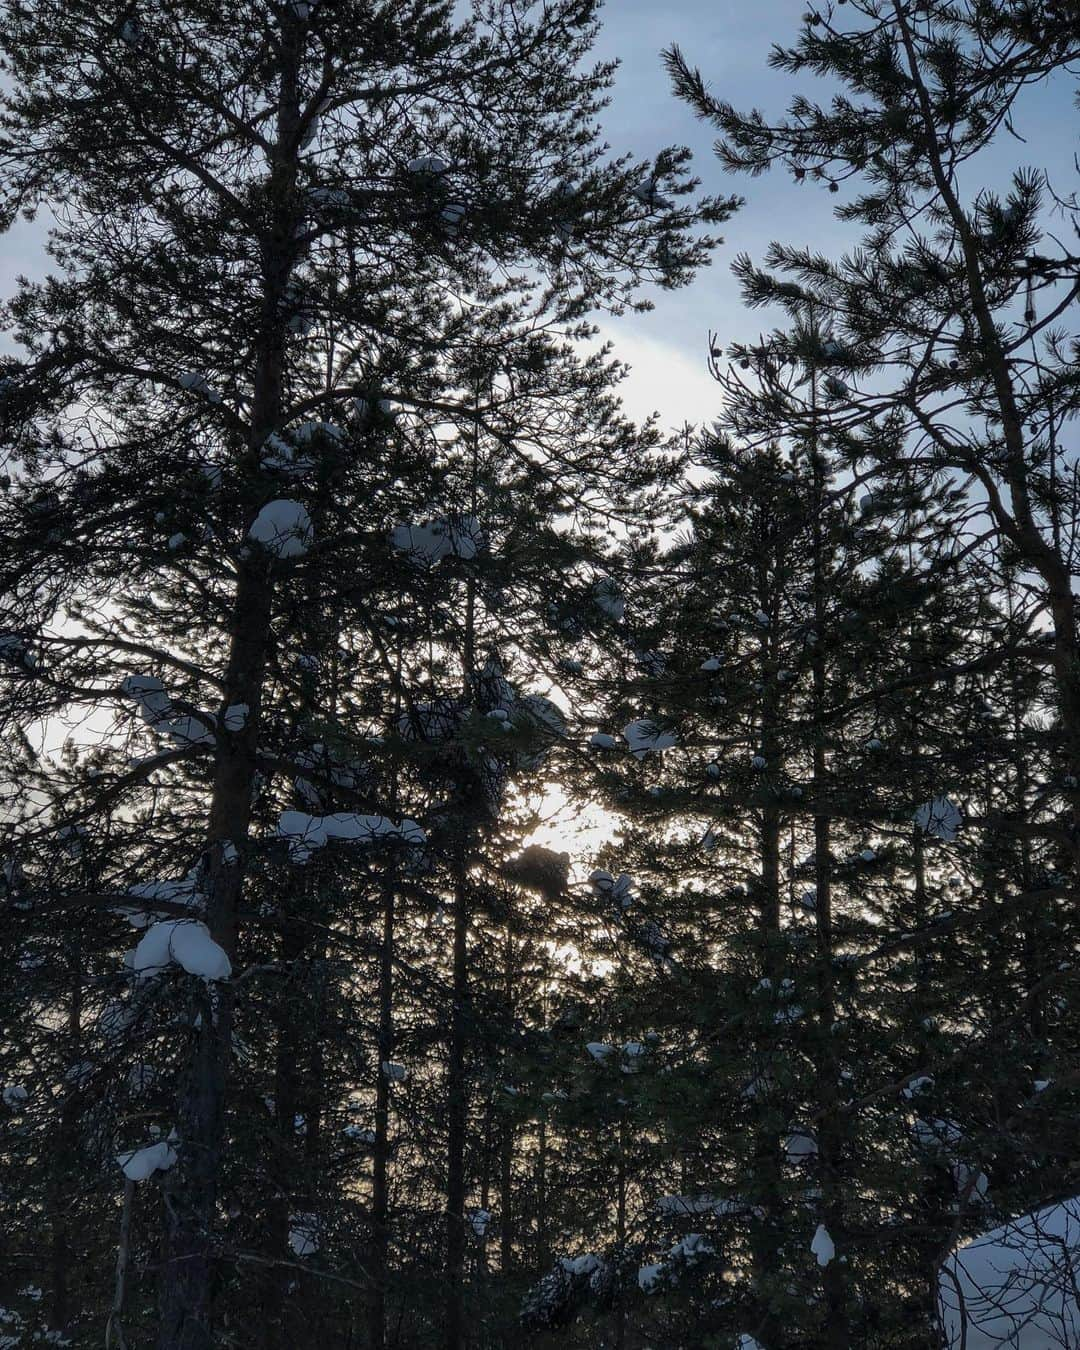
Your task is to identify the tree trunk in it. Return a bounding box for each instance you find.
[50,927,83,1333]
[499,928,515,1275]
[156,17,304,1339]
[477,1096,494,1279]
[614,1127,627,1350]
[157,140,301,1350]
[369,865,397,1350]
[748,545,784,1343]
[444,853,471,1350]
[106,1181,136,1350]
[535,1117,548,1271]
[499,1118,514,1275]
[810,412,850,1349]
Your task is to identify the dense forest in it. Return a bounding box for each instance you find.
[1,2,1078,1347]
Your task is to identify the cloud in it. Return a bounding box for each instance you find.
[595,322,720,433]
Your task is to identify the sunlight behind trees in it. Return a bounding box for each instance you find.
[1,3,1078,1349]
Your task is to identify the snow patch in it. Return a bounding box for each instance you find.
[590,870,633,908]
[289,1214,319,1257]
[632,179,673,209]
[914,796,963,841]
[248,500,313,559]
[117,1139,177,1182]
[901,1074,934,1100]
[390,517,483,568]
[123,871,204,927]
[939,1199,1080,1349]
[623,720,677,757]
[669,1232,713,1262]
[811,1223,835,1266]
[277,811,425,864]
[638,1263,664,1293]
[407,154,450,175]
[132,920,231,981]
[178,371,222,403]
[593,577,625,621]
[785,1131,818,1163]
[912,1116,963,1154]
[121,675,215,747]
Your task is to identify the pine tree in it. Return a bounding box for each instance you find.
[564,332,1058,1345]
[660,12,1080,1338]
[665,0,1080,808]
[0,4,736,1344]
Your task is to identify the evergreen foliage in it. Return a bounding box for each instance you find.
[0,2,1077,1349]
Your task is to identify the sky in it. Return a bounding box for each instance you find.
[0,2,1076,433]
[587,0,1080,429]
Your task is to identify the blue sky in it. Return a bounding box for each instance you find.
[2,2,1075,432]
[590,0,1079,427]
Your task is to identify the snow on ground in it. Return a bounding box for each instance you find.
[939,1199,1080,1348]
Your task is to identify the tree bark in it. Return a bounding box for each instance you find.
[368,861,397,1350]
[810,403,850,1350]
[499,928,516,1276]
[614,1126,627,1350]
[535,1117,548,1271]
[444,851,471,1350]
[50,925,84,1333]
[156,15,302,1335]
[106,1180,136,1350]
[748,527,784,1343]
